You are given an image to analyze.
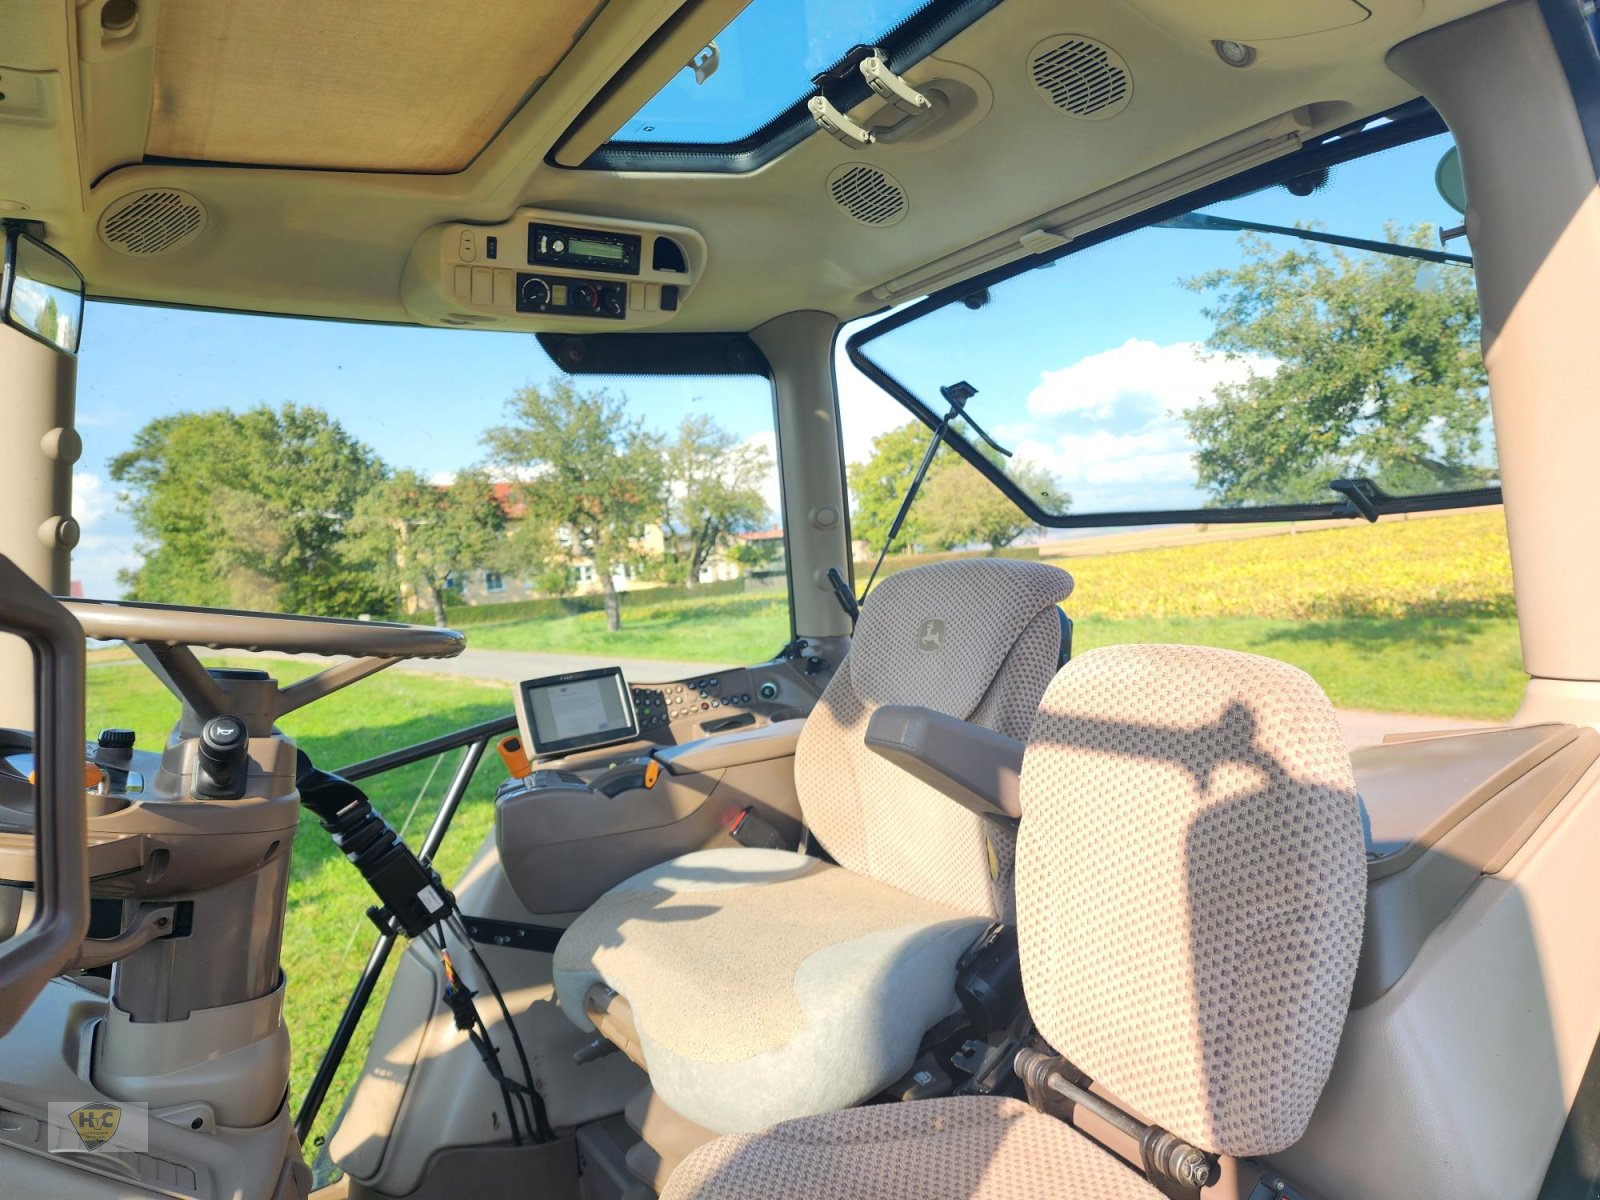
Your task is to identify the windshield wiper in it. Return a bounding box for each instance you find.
[1158,211,1474,267]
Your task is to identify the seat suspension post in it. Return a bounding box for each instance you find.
[1013,1047,1215,1194]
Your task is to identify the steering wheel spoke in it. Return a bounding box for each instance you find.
[64,597,464,721]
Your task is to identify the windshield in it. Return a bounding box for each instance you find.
[847,124,1495,527]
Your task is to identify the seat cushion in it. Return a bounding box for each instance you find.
[659,1096,1164,1199]
[552,848,989,1134]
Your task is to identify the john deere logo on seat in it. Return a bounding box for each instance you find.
[917,618,947,653]
[68,1104,120,1150]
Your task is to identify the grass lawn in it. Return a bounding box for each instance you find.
[86,657,512,1154]
[1074,616,1523,719]
[468,589,791,665]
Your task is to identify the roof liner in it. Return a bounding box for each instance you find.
[146,0,608,173]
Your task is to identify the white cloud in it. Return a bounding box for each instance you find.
[835,340,919,467]
[71,471,141,599]
[743,430,782,527]
[1015,339,1279,515]
[1027,338,1272,420]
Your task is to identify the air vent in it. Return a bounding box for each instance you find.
[827,164,908,227]
[97,189,207,255]
[1029,36,1131,119]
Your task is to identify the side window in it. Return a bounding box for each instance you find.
[836,126,1520,727]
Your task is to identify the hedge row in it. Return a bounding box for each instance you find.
[436,576,750,628]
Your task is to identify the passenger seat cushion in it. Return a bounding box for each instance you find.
[551,848,990,1134]
[660,1095,1163,1199]
[797,558,1074,918]
[1018,644,1367,1157]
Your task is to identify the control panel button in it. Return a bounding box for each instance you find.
[571,283,598,311]
[458,230,476,262]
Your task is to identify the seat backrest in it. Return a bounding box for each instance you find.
[1016,644,1365,1159]
[795,558,1074,919]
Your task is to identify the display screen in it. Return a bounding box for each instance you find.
[515,667,638,756]
[570,237,626,262]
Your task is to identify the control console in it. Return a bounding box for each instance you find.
[404,207,704,332]
[515,273,629,320]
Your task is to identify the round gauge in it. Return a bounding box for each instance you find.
[519,276,550,307]
[571,283,598,311]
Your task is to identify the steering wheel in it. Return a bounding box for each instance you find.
[63,597,465,720]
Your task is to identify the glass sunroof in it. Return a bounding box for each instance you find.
[613,0,933,145]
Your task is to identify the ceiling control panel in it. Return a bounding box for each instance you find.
[404,208,705,332]
[516,274,628,319]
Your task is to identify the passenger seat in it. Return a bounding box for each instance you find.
[552,558,1075,1136]
[661,644,1368,1198]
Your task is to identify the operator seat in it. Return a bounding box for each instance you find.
[552,558,1075,1135]
[661,644,1367,1199]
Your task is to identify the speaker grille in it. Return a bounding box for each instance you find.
[98,189,207,255]
[1030,36,1131,119]
[827,164,907,227]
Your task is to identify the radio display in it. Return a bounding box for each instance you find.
[570,237,626,262]
[529,223,641,275]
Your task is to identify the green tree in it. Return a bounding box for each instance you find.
[917,453,1065,551]
[1183,224,1490,505]
[664,414,771,587]
[847,422,939,553]
[482,380,664,631]
[110,404,389,614]
[349,468,507,626]
[36,296,60,347]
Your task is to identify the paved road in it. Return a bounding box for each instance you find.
[1335,708,1494,750]
[387,647,727,687]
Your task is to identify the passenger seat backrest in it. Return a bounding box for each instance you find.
[1017,644,1366,1158]
[795,558,1075,919]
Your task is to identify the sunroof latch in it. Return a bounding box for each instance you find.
[809,95,876,148]
[861,50,932,115]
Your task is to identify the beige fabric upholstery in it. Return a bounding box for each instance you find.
[664,645,1366,1199]
[552,848,989,1133]
[660,1096,1161,1200]
[796,559,1074,917]
[1019,644,1366,1157]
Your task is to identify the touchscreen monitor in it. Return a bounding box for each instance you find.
[514,666,638,758]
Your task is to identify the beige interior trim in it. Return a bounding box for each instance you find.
[552,0,755,166]
[146,0,608,173]
[1392,0,1600,687]
[752,311,852,641]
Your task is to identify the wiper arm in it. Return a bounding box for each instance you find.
[855,381,1009,610]
[1158,211,1474,267]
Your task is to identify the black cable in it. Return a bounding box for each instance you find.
[467,942,554,1142]
[470,1014,525,1146]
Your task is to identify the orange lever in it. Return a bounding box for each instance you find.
[497,735,532,780]
[643,759,661,789]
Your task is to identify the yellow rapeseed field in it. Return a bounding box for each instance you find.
[1055,511,1514,622]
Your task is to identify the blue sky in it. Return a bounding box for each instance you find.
[69,86,1468,600]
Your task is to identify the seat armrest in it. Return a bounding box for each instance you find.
[864,706,1024,822]
[655,718,807,775]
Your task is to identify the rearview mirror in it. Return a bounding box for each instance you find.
[1435,146,1468,216]
[1,226,85,355]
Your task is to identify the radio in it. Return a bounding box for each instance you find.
[528,223,641,275]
